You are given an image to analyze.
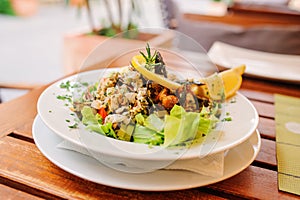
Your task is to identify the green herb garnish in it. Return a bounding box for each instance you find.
[57,95,72,102]
[80,82,89,87]
[139,43,157,65]
[60,81,71,91]
[68,123,78,129]
[222,117,232,122]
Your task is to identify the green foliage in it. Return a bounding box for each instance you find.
[97,27,117,37]
[67,0,141,38]
[0,0,15,16]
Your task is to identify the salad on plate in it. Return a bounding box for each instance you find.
[69,44,245,147]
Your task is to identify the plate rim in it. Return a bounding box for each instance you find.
[32,115,261,191]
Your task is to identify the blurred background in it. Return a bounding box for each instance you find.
[1,0,300,102]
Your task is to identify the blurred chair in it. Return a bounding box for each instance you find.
[160,0,300,55]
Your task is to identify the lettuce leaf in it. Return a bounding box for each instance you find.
[169,104,185,118]
[135,113,145,125]
[164,105,216,146]
[133,124,164,145]
[81,106,101,125]
[164,111,200,146]
[144,114,164,132]
[80,104,217,146]
[197,117,213,136]
[81,106,116,138]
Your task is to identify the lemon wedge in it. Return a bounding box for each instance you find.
[230,64,246,75]
[131,54,245,99]
[219,65,245,98]
[200,73,224,100]
[131,55,181,90]
[196,65,245,100]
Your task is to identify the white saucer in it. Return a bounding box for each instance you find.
[32,115,261,191]
[208,41,300,83]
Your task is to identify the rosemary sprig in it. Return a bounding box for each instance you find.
[139,43,157,65]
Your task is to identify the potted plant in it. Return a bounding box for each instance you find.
[0,0,38,17]
[63,0,174,74]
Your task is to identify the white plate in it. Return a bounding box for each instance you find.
[208,41,300,83]
[37,69,258,162]
[32,115,261,191]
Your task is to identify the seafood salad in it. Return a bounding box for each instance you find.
[72,44,223,147]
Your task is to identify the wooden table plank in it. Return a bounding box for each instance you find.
[229,2,300,18]
[0,184,42,200]
[251,100,275,119]
[0,86,46,139]
[2,128,293,199]
[241,77,300,98]
[0,136,226,199]
[183,12,300,27]
[258,117,276,139]
[255,138,277,168]
[240,89,274,103]
[208,166,298,199]
[0,132,290,199]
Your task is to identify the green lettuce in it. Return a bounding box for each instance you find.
[133,124,164,145]
[133,113,164,145]
[135,113,145,125]
[81,106,116,138]
[80,104,216,146]
[144,114,164,132]
[164,105,215,146]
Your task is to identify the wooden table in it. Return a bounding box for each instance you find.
[184,2,300,27]
[1,63,300,199]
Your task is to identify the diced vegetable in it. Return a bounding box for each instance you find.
[81,106,116,138]
[98,107,107,122]
[135,113,145,125]
[117,123,135,141]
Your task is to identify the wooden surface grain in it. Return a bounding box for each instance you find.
[184,3,300,27]
[0,184,43,200]
[209,166,299,200]
[0,136,226,199]
[0,86,46,139]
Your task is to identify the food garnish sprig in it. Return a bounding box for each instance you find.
[131,44,245,101]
